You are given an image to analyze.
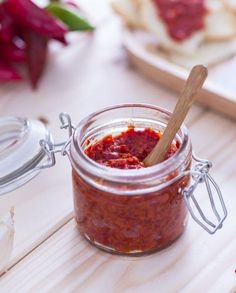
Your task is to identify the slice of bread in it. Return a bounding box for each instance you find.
[164,39,236,68]
[113,0,236,64]
[205,0,236,41]
[112,0,142,29]
[139,0,205,55]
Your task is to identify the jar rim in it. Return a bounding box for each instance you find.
[70,103,191,184]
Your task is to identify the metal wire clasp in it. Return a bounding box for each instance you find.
[182,154,227,234]
[39,113,75,169]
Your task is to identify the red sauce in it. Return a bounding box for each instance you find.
[85,127,179,169]
[72,128,191,254]
[153,0,207,41]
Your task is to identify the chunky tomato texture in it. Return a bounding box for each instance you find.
[85,127,179,169]
[73,128,190,254]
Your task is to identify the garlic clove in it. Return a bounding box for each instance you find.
[0,208,15,275]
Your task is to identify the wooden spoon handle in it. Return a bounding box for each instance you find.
[144,65,208,167]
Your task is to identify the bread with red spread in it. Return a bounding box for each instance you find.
[139,0,205,55]
[113,0,236,59]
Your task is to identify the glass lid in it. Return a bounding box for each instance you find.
[0,116,52,195]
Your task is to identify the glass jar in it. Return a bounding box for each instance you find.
[0,104,227,256]
[70,104,192,255]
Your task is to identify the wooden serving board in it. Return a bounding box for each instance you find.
[123,29,236,120]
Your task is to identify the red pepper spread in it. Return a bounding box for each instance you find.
[85,127,179,169]
[153,0,207,41]
[72,128,190,254]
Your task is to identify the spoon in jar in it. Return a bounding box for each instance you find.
[143,65,208,167]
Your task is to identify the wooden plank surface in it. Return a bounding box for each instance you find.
[0,1,236,292]
[0,0,203,269]
[1,109,236,293]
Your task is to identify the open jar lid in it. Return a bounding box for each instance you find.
[0,116,52,195]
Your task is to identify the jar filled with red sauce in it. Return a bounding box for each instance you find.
[0,104,227,255]
[70,104,192,255]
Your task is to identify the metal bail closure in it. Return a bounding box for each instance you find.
[0,113,74,196]
[182,154,227,234]
[38,113,75,169]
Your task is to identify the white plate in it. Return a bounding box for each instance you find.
[123,28,236,120]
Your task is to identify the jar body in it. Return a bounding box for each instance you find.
[70,104,192,255]
[72,171,189,254]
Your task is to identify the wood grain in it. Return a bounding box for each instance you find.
[0,1,236,292]
[1,102,236,293]
[0,2,204,271]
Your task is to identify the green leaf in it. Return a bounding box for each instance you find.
[46,3,95,32]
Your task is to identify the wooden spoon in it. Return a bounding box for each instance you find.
[143,65,208,167]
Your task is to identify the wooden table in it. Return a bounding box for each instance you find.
[0,1,236,292]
